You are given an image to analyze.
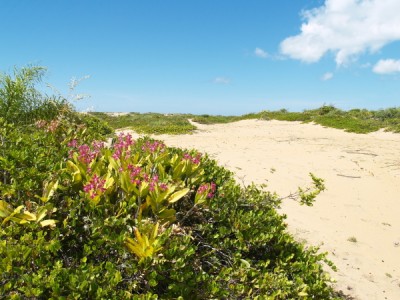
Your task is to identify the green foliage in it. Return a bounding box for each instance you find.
[0,66,74,125]
[91,105,400,135]
[0,66,348,299]
[1,130,344,298]
[261,105,400,133]
[260,111,313,122]
[90,112,196,135]
[191,114,244,124]
[298,173,326,206]
[313,115,381,133]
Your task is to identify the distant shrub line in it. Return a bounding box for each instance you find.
[91,105,400,135]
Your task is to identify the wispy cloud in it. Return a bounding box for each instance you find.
[321,72,333,81]
[213,77,230,84]
[280,0,400,66]
[254,47,269,58]
[373,59,400,74]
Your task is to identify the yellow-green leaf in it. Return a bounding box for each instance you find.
[2,205,23,225]
[40,219,57,227]
[104,176,115,189]
[139,181,149,198]
[157,208,176,223]
[240,259,251,268]
[0,200,12,218]
[168,188,189,203]
[21,211,37,221]
[150,222,159,241]
[36,207,48,222]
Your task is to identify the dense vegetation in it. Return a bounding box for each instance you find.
[1,66,353,299]
[89,112,197,135]
[193,106,400,134]
[91,106,400,135]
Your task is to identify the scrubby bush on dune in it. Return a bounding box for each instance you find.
[0,67,112,203]
[1,66,345,299]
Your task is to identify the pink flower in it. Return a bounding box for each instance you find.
[128,165,142,178]
[149,175,159,191]
[142,141,165,153]
[83,174,106,199]
[78,144,97,164]
[182,152,202,165]
[112,133,135,160]
[197,182,217,199]
[159,183,168,191]
[68,139,78,148]
[92,141,104,152]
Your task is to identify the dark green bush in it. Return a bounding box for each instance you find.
[1,129,342,298]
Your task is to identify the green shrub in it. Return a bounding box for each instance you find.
[314,115,381,133]
[0,66,347,298]
[1,130,342,298]
[91,112,196,135]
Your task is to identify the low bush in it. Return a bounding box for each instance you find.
[90,112,196,135]
[1,131,342,299]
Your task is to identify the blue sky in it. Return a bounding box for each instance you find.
[1,0,399,115]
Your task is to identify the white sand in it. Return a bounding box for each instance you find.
[119,119,400,300]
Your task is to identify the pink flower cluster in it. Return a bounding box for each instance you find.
[68,140,104,164]
[127,164,168,192]
[197,182,217,199]
[141,140,165,153]
[182,152,202,165]
[67,139,78,148]
[83,174,106,199]
[112,133,135,160]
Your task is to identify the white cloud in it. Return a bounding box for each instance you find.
[373,59,400,74]
[254,47,269,58]
[280,0,400,65]
[321,72,334,81]
[213,77,230,84]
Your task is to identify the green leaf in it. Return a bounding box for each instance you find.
[104,175,114,189]
[240,259,251,268]
[36,206,48,222]
[21,211,37,221]
[40,219,57,227]
[41,180,58,203]
[120,171,132,194]
[0,200,12,218]
[2,205,23,225]
[173,161,185,179]
[23,248,32,261]
[139,181,149,198]
[108,156,120,172]
[168,188,189,203]
[150,222,159,241]
[157,208,176,223]
[67,161,82,183]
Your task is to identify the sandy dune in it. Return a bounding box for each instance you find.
[119,119,400,300]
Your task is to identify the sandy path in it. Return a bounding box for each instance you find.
[119,119,400,300]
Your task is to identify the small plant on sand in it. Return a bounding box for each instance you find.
[347,236,358,243]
